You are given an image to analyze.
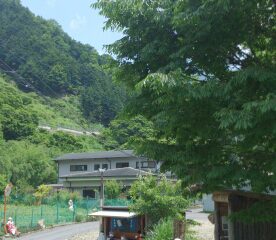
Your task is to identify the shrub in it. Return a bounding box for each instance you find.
[104,180,121,199]
[33,184,52,205]
[129,175,190,226]
[75,213,84,223]
[145,219,173,240]
[45,190,82,207]
[145,218,198,240]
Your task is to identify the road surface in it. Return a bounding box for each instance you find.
[186,207,210,221]
[186,208,214,240]
[18,221,99,240]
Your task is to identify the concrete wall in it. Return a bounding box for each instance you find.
[202,194,214,212]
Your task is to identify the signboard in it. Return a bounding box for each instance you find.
[110,217,137,233]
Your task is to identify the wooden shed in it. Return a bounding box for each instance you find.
[213,190,276,240]
[90,206,145,239]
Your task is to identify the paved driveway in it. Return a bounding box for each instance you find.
[17,221,99,240]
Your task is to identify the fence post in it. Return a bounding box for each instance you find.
[86,197,89,217]
[56,200,59,224]
[31,208,34,228]
[72,203,75,222]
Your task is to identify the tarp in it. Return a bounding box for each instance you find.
[89,210,137,218]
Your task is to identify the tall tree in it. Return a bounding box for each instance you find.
[94,0,276,193]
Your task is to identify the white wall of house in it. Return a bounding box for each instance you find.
[57,157,156,182]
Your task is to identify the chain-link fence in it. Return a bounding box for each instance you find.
[0,195,133,236]
[0,196,99,235]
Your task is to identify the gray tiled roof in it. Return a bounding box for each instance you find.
[60,167,152,178]
[55,150,135,161]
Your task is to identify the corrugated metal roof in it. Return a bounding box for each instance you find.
[60,167,152,178]
[55,150,135,161]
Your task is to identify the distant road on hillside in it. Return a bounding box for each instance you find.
[18,221,99,240]
[38,125,100,136]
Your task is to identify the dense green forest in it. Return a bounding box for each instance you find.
[0,74,103,193]
[0,0,126,126]
[0,0,130,192]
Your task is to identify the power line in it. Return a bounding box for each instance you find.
[0,42,62,98]
[0,39,108,131]
[0,40,92,126]
[0,58,45,96]
[0,58,91,131]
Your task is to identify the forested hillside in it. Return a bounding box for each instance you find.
[0,0,126,126]
[0,0,127,193]
[0,74,103,192]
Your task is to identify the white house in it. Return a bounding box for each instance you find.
[54,150,160,198]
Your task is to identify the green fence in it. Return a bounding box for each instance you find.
[104,198,133,206]
[0,196,133,235]
[0,196,99,235]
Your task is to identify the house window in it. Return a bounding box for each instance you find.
[136,161,156,168]
[83,189,96,198]
[102,163,108,170]
[94,164,100,171]
[116,162,129,168]
[70,165,87,171]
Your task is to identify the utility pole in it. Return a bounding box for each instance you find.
[98,168,105,232]
[99,168,105,209]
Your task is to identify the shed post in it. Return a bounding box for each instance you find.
[228,195,235,240]
[214,202,220,240]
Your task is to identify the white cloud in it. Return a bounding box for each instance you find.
[69,14,87,31]
[46,0,57,7]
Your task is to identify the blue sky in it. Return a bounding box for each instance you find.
[21,0,122,54]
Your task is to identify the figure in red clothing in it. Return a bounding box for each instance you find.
[6,217,20,237]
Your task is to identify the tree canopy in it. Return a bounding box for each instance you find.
[129,175,189,226]
[101,115,154,149]
[94,0,276,193]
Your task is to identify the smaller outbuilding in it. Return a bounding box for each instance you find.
[213,190,276,240]
[90,206,145,240]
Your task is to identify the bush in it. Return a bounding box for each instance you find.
[86,215,97,222]
[45,190,82,207]
[75,213,84,223]
[104,180,121,199]
[21,194,36,206]
[145,218,199,240]
[129,175,190,226]
[145,219,173,240]
[33,184,52,205]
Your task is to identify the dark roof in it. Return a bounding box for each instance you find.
[214,189,276,200]
[60,167,152,178]
[55,150,136,161]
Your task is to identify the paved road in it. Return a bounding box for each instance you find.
[186,207,210,221]
[18,222,99,240]
[186,208,214,240]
